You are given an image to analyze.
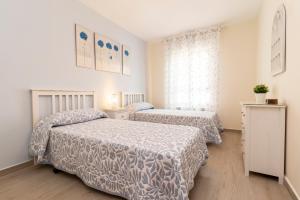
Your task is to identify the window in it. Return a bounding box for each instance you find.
[164,27,220,111]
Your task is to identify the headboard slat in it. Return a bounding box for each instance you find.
[72,95,75,110]
[83,95,86,109]
[66,95,69,111]
[77,95,81,109]
[59,95,63,112]
[52,95,56,114]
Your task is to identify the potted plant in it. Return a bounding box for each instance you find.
[253,84,269,104]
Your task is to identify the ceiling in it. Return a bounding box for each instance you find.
[79,0,262,41]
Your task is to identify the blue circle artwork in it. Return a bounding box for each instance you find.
[80,32,88,41]
[124,50,129,56]
[97,40,104,47]
[113,45,119,52]
[106,42,112,49]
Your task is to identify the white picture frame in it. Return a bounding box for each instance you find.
[75,24,95,69]
[271,4,286,76]
[95,33,122,74]
[122,45,131,76]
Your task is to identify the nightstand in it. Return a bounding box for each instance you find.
[104,109,129,120]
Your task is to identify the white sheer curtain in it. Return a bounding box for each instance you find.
[164,26,221,112]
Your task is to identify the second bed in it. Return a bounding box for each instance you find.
[122,93,223,144]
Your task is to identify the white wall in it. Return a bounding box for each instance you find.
[257,0,300,196]
[218,19,258,129]
[0,0,146,170]
[147,19,258,129]
[147,42,165,108]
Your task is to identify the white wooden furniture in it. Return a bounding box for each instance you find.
[121,92,145,107]
[31,90,96,127]
[104,109,129,120]
[241,103,286,184]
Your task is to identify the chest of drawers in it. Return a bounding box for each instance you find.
[241,103,286,184]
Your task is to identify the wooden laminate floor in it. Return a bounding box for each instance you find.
[0,132,292,200]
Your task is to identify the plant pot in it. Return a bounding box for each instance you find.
[255,93,266,104]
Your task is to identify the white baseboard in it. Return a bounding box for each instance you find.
[285,176,300,200]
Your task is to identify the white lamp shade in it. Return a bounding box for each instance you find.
[111,93,120,109]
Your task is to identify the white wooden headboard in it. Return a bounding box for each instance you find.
[31,90,96,127]
[121,92,145,107]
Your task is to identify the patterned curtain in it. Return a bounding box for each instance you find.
[164,26,221,112]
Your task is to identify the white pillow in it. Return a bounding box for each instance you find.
[126,102,154,112]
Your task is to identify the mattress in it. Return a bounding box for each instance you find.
[30,110,208,200]
[129,109,223,144]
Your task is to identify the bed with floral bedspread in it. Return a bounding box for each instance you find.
[128,108,223,144]
[30,110,208,200]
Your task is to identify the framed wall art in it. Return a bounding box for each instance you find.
[122,45,131,76]
[75,24,95,69]
[271,4,286,76]
[95,33,122,73]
